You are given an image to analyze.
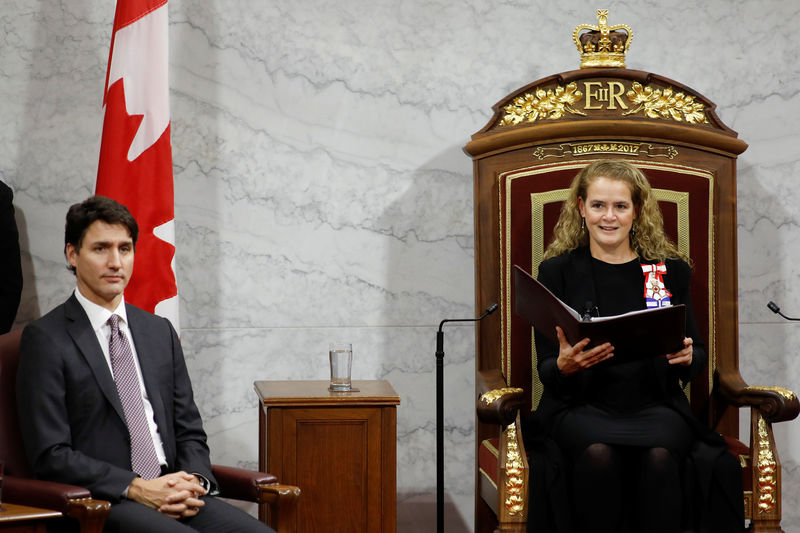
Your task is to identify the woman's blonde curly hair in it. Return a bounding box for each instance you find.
[543,160,689,263]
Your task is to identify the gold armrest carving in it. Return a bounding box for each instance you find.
[745,385,797,402]
[481,387,524,405]
[503,422,525,516]
[756,417,777,514]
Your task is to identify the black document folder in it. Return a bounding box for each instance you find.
[513,265,686,362]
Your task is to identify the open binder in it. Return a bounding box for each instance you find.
[513,264,686,362]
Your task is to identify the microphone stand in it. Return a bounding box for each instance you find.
[435,303,497,533]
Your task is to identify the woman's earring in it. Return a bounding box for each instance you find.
[581,218,585,231]
[630,222,636,238]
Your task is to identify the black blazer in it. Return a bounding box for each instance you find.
[528,247,744,531]
[16,294,215,501]
[533,246,707,429]
[0,181,22,333]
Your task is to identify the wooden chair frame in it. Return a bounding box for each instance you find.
[465,67,800,533]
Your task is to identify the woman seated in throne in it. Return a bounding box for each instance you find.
[530,160,743,533]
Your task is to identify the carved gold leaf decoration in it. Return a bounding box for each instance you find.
[623,82,708,124]
[746,385,797,401]
[504,422,525,515]
[757,417,777,513]
[480,387,523,405]
[501,83,586,126]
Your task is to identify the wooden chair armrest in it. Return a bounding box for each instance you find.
[211,464,278,501]
[66,498,112,533]
[718,371,800,423]
[4,475,110,533]
[211,464,299,533]
[259,484,301,533]
[477,369,524,426]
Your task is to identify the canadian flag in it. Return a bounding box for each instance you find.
[96,0,179,331]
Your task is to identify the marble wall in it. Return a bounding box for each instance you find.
[2,0,799,530]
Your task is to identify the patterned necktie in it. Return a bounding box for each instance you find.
[107,314,161,479]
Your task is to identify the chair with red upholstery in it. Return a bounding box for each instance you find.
[0,328,300,533]
[465,63,799,533]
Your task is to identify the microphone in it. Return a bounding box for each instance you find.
[435,303,498,533]
[767,301,800,321]
[437,303,499,336]
[582,300,596,321]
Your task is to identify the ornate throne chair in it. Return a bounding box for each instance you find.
[465,11,799,533]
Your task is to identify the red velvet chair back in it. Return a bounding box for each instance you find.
[0,329,33,478]
[499,160,714,421]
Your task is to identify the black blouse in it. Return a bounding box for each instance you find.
[533,246,707,426]
[586,256,668,412]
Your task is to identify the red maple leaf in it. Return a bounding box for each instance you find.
[96,79,177,314]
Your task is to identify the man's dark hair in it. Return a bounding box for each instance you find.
[64,195,139,274]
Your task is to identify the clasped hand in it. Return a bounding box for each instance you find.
[556,326,693,376]
[127,471,207,519]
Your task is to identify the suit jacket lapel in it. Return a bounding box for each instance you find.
[64,295,127,424]
[126,305,168,442]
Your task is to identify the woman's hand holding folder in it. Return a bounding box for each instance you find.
[665,337,693,366]
[555,325,614,376]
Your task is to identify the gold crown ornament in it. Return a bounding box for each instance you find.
[573,9,632,68]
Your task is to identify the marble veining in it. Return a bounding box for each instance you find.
[2,1,800,530]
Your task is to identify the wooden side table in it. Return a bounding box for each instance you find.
[255,380,400,533]
[0,503,61,532]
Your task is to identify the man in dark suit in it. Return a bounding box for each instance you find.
[16,196,274,533]
[0,180,22,333]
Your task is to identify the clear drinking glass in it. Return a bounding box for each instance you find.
[329,343,353,391]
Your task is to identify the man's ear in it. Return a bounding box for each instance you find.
[66,243,78,269]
